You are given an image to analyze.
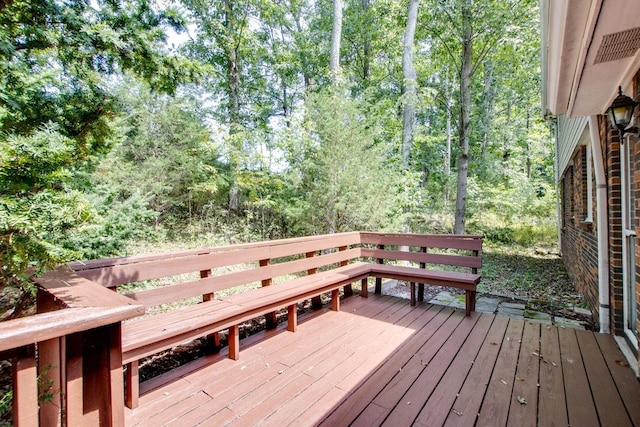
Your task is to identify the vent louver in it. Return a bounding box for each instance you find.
[594,27,640,64]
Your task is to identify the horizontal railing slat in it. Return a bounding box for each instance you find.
[359,232,482,251]
[125,248,362,307]
[360,248,482,269]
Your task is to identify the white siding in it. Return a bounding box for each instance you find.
[556,114,589,183]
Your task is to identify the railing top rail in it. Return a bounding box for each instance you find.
[0,305,144,353]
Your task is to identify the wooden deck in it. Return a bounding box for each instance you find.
[125,294,640,426]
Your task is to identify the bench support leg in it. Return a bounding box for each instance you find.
[343,283,353,297]
[311,296,323,309]
[125,361,139,409]
[228,325,239,360]
[204,332,221,353]
[265,312,278,329]
[375,278,382,294]
[287,304,297,332]
[360,278,368,297]
[465,290,476,317]
[410,282,416,306]
[331,289,340,311]
[418,283,425,303]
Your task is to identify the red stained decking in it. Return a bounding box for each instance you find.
[125,294,640,426]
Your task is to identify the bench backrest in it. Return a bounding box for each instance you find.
[359,232,482,273]
[68,232,482,308]
[70,232,363,307]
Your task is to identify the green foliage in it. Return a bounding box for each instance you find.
[0,126,90,293]
[285,85,405,234]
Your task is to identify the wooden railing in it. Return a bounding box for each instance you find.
[0,232,482,426]
[0,272,144,426]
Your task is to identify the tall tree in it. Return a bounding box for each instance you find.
[454,0,473,234]
[0,0,198,315]
[401,0,419,169]
[330,0,344,77]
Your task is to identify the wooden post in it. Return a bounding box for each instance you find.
[37,289,63,426]
[307,252,322,309]
[125,362,139,409]
[360,278,369,297]
[331,289,340,311]
[339,246,353,296]
[200,269,213,302]
[228,325,239,360]
[287,304,297,332]
[260,259,278,328]
[13,345,38,427]
[200,269,220,351]
[375,244,385,294]
[417,246,427,303]
[65,332,83,426]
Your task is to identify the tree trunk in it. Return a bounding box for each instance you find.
[330,0,343,77]
[224,0,241,213]
[454,0,473,234]
[362,0,371,82]
[401,0,419,169]
[480,60,495,160]
[444,75,452,207]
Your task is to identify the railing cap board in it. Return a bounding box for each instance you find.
[0,305,144,353]
[36,269,144,310]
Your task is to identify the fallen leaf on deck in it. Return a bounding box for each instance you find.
[517,396,527,405]
[453,409,463,416]
[516,377,525,382]
[500,379,507,385]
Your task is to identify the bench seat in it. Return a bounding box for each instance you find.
[368,264,481,316]
[122,262,371,365]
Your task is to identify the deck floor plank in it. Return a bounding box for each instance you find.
[577,329,633,427]
[318,304,450,426]
[557,326,598,427]
[537,323,568,427]
[506,321,541,427]
[593,332,640,426]
[123,295,640,427]
[443,314,510,426]
[413,313,495,426]
[380,312,482,426]
[475,318,525,427]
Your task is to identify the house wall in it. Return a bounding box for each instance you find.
[559,137,600,325]
[559,71,640,355]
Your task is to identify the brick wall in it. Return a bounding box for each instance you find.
[560,142,600,326]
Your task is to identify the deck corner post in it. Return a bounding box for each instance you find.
[360,278,369,297]
[228,325,240,360]
[331,289,340,311]
[260,259,278,328]
[375,244,384,294]
[287,304,298,332]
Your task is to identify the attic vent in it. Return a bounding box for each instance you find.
[594,27,640,64]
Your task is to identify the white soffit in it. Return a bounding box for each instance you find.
[568,0,640,117]
[544,0,593,116]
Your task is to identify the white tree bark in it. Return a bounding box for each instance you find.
[401,0,419,169]
[330,0,343,77]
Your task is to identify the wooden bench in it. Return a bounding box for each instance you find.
[65,232,482,409]
[360,232,482,315]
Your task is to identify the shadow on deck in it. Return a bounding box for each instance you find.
[125,294,640,426]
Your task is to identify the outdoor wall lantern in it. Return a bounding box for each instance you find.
[607,86,638,141]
